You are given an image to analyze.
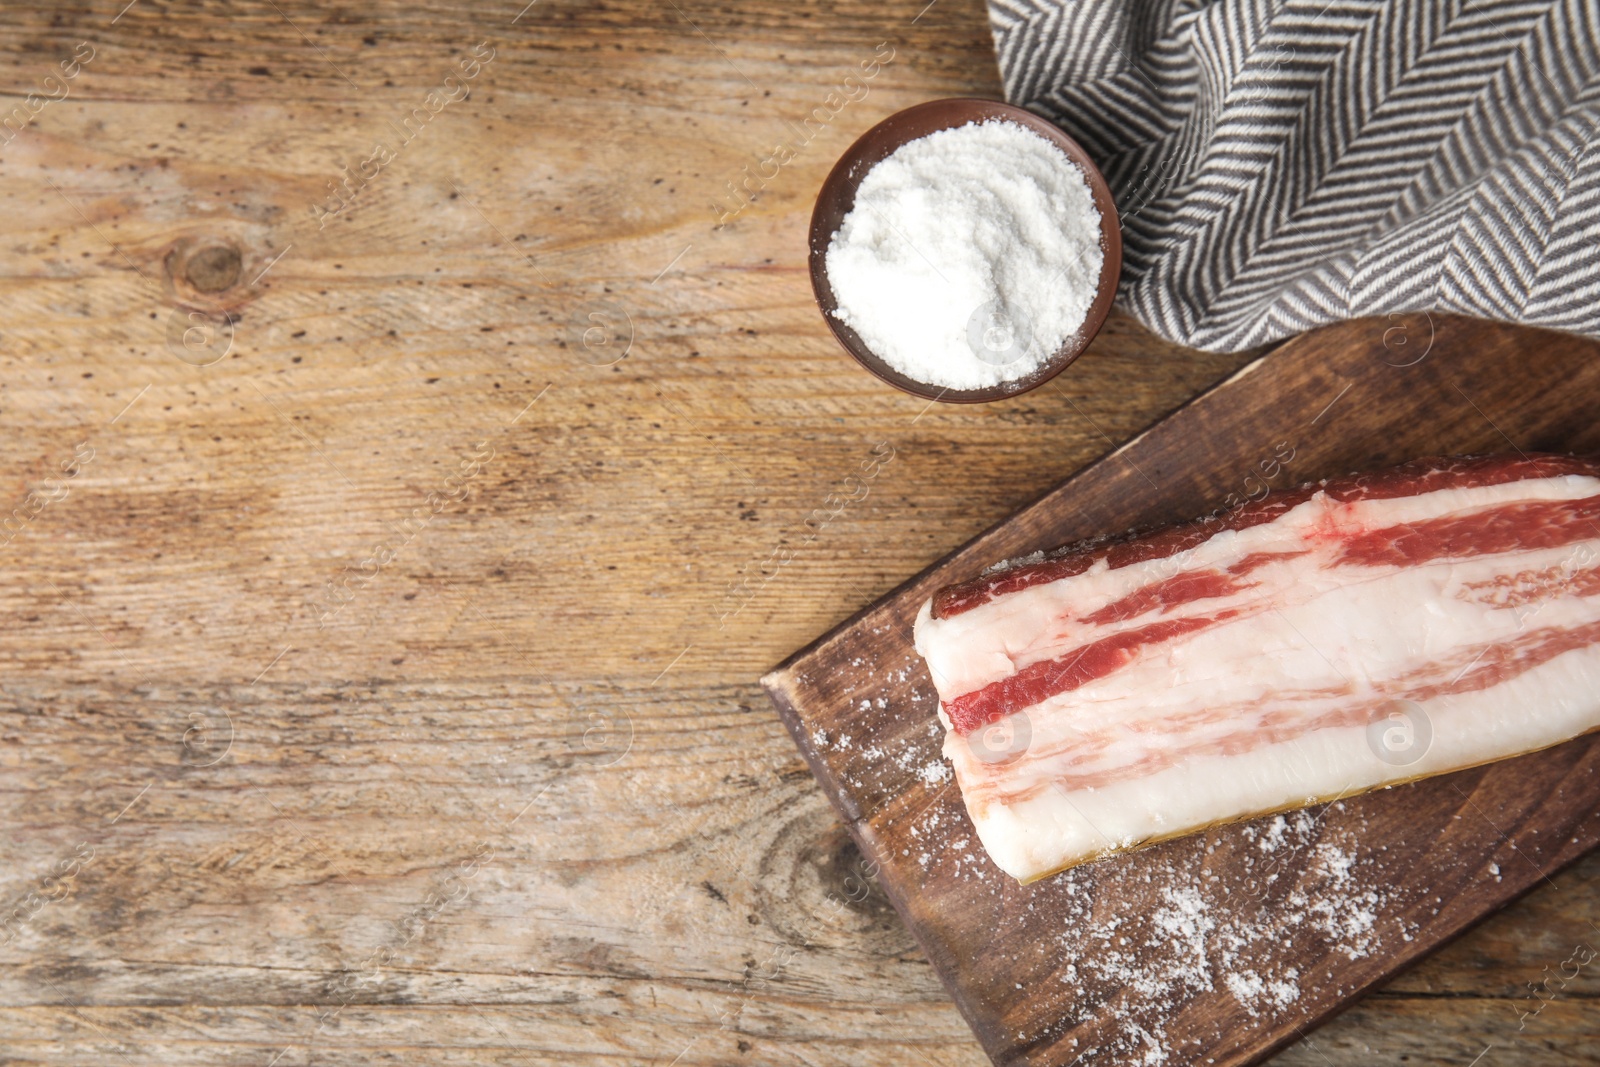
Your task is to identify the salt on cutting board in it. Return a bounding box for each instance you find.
[824,119,1104,390]
[762,315,1600,1067]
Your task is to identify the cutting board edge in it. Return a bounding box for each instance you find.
[762,671,865,824]
[759,348,1279,687]
[762,671,1011,1063]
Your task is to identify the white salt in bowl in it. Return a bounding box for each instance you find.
[810,98,1122,403]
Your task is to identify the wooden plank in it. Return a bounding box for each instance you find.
[763,313,1600,1067]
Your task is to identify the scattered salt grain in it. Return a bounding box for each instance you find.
[1037,810,1415,1060]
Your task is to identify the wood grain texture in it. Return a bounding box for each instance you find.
[0,0,1592,1064]
[763,315,1600,1067]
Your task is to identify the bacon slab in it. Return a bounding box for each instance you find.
[913,455,1600,883]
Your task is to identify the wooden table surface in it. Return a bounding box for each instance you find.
[0,2,1593,1065]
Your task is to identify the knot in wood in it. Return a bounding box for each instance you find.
[183,242,242,292]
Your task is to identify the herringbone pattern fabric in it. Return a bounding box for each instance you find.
[989,0,1600,351]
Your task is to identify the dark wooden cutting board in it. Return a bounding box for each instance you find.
[761,313,1600,1067]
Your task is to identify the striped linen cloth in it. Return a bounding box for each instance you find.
[987,0,1600,351]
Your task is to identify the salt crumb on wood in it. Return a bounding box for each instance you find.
[1039,809,1414,1060]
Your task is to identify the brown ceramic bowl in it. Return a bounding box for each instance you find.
[809,98,1122,403]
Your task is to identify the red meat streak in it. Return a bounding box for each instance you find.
[944,616,1222,733]
[932,454,1600,620]
[1336,494,1600,566]
[1080,570,1258,626]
